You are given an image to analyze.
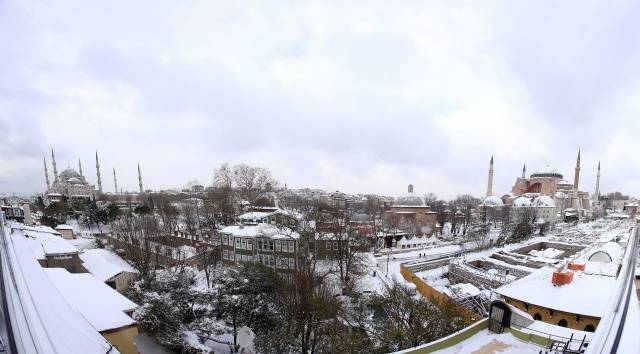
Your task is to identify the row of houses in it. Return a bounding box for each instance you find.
[5,222,140,354]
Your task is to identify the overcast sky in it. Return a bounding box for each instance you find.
[1,1,639,199]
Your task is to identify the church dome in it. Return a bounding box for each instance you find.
[533,195,555,208]
[393,184,425,207]
[530,168,563,179]
[513,196,532,207]
[482,196,504,207]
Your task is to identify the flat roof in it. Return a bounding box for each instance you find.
[495,266,617,317]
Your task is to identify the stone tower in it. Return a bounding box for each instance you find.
[44,156,50,190]
[594,161,601,204]
[572,150,581,209]
[137,163,144,194]
[113,168,119,195]
[486,156,494,197]
[51,148,59,184]
[95,151,103,193]
[78,158,83,176]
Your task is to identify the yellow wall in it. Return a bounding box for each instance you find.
[504,298,599,331]
[399,264,481,323]
[102,325,139,354]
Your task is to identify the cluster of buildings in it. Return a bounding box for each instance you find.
[397,217,638,353]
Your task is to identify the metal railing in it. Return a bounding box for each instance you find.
[585,224,638,353]
[0,212,17,354]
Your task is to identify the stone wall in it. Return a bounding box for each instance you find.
[447,262,509,289]
[510,242,585,258]
[474,259,532,278]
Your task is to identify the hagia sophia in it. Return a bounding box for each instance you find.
[481,150,602,222]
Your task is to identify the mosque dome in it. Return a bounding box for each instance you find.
[482,196,504,207]
[393,184,425,207]
[533,195,555,208]
[59,168,81,180]
[513,196,532,207]
[68,177,82,184]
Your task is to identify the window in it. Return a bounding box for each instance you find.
[288,240,294,253]
[584,324,595,332]
[222,235,227,244]
[289,258,295,268]
[558,319,568,327]
[533,313,542,321]
[269,241,274,251]
[275,240,282,252]
[241,239,247,250]
[235,238,241,248]
[242,254,247,262]
[223,250,229,260]
[247,240,253,250]
[235,253,240,263]
[333,241,338,250]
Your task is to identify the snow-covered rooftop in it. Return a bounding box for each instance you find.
[9,223,78,259]
[495,266,617,317]
[80,248,138,282]
[45,268,138,332]
[1,223,116,353]
[220,223,300,239]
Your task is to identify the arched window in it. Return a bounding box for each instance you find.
[584,324,595,332]
[558,319,568,327]
[533,313,542,321]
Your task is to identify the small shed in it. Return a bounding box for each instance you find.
[55,224,75,239]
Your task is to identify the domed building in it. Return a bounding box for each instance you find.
[45,151,96,202]
[482,195,504,207]
[385,184,437,237]
[510,151,592,215]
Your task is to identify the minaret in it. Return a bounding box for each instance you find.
[44,157,50,190]
[137,163,144,194]
[78,158,83,176]
[521,164,526,179]
[572,150,581,209]
[51,148,59,183]
[486,156,494,197]
[594,161,601,205]
[95,151,103,193]
[113,168,119,194]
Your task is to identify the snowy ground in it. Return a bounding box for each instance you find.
[432,329,543,354]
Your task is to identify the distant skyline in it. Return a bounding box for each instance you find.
[2,1,640,199]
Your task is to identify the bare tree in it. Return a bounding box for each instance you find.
[317,207,366,293]
[180,200,199,237]
[112,215,161,284]
[156,194,180,235]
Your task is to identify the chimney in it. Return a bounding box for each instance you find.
[552,270,574,286]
